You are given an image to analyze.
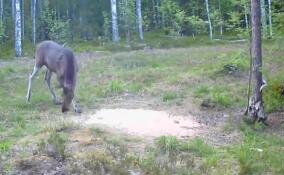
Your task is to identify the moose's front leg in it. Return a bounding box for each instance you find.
[26,65,39,102]
[45,69,62,105]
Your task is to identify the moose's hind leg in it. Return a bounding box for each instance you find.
[45,69,62,105]
[26,65,40,102]
[72,99,82,113]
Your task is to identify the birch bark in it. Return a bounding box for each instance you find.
[111,0,119,42]
[15,0,22,57]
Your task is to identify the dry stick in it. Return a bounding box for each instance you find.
[245,37,253,115]
[245,14,253,116]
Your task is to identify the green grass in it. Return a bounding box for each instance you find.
[229,124,284,175]
[1,36,284,174]
[194,85,234,107]
[162,91,179,102]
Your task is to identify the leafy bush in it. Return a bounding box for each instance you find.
[264,80,284,113]
[39,1,70,44]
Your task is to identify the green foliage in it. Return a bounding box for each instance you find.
[159,0,187,36]
[264,77,284,113]
[0,140,11,153]
[0,25,6,42]
[187,16,206,36]
[39,1,70,43]
[118,0,137,42]
[274,12,284,36]
[102,11,111,41]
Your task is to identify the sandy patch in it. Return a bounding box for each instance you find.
[74,108,204,138]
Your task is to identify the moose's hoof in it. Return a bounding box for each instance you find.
[62,107,69,113]
[53,99,62,105]
[74,108,82,114]
[26,95,31,103]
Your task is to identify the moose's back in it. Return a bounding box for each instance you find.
[35,41,78,76]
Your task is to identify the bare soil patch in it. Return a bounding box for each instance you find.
[73,108,205,138]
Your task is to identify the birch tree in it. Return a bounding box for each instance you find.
[261,0,267,37]
[0,0,3,42]
[32,0,37,45]
[268,0,273,37]
[110,0,119,42]
[218,0,223,35]
[247,0,266,122]
[243,0,249,30]
[0,0,3,28]
[15,0,21,57]
[136,0,143,40]
[21,0,24,39]
[205,0,213,40]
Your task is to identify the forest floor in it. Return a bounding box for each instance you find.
[1,39,284,175]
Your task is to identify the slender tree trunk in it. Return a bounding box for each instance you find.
[205,0,213,40]
[156,0,162,28]
[244,3,249,30]
[248,0,266,122]
[124,0,130,43]
[260,0,267,37]
[15,0,22,57]
[218,0,223,35]
[32,0,36,45]
[159,0,165,28]
[136,0,143,40]
[12,0,15,20]
[22,0,24,40]
[30,0,32,18]
[0,0,3,28]
[152,0,157,28]
[110,0,119,42]
[57,3,60,20]
[268,0,273,37]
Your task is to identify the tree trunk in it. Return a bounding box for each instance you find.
[152,0,157,28]
[124,0,130,43]
[218,0,223,36]
[268,0,272,37]
[156,0,163,28]
[244,3,249,30]
[22,0,24,40]
[245,13,249,30]
[136,0,143,40]
[12,0,15,20]
[110,0,119,42]
[205,0,213,40]
[15,0,22,57]
[261,0,267,37]
[0,0,3,28]
[247,0,266,122]
[32,0,36,45]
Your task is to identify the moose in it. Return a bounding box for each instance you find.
[26,40,81,113]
